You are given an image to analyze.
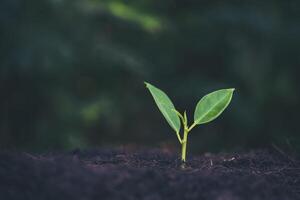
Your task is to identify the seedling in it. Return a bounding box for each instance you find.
[145,82,234,163]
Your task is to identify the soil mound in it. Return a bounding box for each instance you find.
[0,149,299,200]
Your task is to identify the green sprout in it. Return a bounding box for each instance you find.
[145,82,235,163]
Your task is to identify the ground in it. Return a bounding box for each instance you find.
[0,148,299,200]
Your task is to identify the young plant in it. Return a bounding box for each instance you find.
[145,82,234,163]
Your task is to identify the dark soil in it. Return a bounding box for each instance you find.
[0,148,299,200]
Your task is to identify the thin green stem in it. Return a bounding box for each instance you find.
[184,111,187,124]
[172,109,185,125]
[172,109,185,144]
[188,122,197,132]
[176,131,183,144]
[181,127,188,162]
[181,113,189,162]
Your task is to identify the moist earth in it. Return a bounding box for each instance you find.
[0,148,299,200]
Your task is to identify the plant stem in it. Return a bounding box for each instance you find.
[181,126,188,162]
[176,131,182,144]
[188,122,196,132]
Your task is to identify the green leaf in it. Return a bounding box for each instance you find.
[145,82,181,133]
[194,88,235,125]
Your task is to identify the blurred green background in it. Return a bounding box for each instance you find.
[1,0,299,153]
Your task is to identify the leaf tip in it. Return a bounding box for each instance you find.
[229,88,235,92]
[144,81,150,88]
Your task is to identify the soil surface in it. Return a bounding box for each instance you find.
[0,148,299,200]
